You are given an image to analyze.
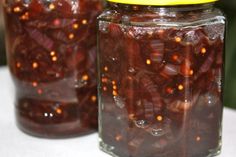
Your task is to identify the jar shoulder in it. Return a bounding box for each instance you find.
[98,8,226,27]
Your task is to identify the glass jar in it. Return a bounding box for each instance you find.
[2,0,103,138]
[98,0,226,156]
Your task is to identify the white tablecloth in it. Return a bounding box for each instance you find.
[0,66,235,157]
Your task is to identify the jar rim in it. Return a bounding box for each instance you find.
[107,0,218,6]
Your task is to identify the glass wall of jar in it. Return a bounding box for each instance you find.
[2,0,103,138]
[98,0,226,156]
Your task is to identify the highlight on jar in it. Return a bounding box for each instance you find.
[98,0,226,157]
[2,0,103,138]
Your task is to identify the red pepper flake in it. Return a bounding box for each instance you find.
[102,78,108,83]
[166,87,174,94]
[172,54,179,61]
[37,89,43,95]
[53,19,61,26]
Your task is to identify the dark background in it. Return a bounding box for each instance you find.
[0,1,236,109]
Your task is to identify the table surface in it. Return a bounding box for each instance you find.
[0,66,236,157]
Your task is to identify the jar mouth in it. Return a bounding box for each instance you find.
[108,3,215,13]
[107,0,218,6]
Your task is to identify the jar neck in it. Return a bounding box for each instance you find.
[107,2,215,14]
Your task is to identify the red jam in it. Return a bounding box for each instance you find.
[98,3,225,157]
[3,0,103,138]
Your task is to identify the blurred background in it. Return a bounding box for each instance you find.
[0,1,235,109]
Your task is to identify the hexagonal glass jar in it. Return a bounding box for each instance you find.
[98,1,226,157]
[2,0,103,138]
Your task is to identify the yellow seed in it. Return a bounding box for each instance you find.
[146,59,151,65]
[20,12,29,20]
[13,7,21,13]
[113,85,117,90]
[82,75,89,81]
[103,86,107,91]
[68,33,75,39]
[113,90,118,96]
[73,23,79,29]
[132,6,139,10]
[104,66,108,72]
[56,108,62,114]
[189,70,194,75]
[16,62,21,68]
[156,115,163,121]
[175,37,182,42]
[32,82,38,87]
[115,135,122,141]
[49,4,55,10]
[82,19,88,25]
[178,84,184,91]
[201,48,207,54]
[32,62,38,69]
[91,95,97,102]
[50,51,56,56]
[196,136,201,142]
[129,114,135,120]
[52,56,57,62]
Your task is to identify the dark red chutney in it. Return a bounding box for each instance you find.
[3,0,103,138]
[98,3,225,157]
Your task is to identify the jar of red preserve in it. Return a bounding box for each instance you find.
[98,0,226,156]
[2,0,103,138]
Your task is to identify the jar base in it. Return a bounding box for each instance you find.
[99,139,222,157]
[15,98,98,138]
[16,115,97,139]
[16,108,97,139]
